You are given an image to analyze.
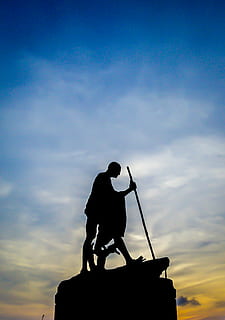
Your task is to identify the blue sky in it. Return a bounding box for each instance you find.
[0,1,225,320]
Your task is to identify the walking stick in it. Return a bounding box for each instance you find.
[127,166,156,260]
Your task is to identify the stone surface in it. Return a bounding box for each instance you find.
[54,257,177,320]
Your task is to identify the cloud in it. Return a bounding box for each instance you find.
[201,317,225,320]
[0,178,13,198]
[215,301,225,309]
[126,135,225,239]
[177,295,201,306]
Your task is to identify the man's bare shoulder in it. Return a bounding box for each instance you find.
[95,172,108,181]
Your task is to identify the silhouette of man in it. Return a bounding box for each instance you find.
[81,162,140,273]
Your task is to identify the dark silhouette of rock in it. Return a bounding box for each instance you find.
[54,257,177,320]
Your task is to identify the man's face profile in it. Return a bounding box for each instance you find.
[108,162,121,178]
[112,167,121,178]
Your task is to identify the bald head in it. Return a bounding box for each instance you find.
[107,162,121,178]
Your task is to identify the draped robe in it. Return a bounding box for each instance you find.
[85,172,126,242]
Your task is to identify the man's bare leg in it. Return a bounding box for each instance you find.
[114,237,144,265]
[81,237,95,273]
[81,217,98,273]
[114,237,133,264]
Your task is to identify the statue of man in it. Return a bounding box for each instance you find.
[81,162,143,273]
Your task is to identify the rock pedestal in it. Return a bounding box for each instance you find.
[54,257,177,320]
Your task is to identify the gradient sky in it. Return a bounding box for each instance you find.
[0,1,225,320]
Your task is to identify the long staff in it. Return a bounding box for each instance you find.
[127,166,156,260]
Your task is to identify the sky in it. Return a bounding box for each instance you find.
[0,1,225,319]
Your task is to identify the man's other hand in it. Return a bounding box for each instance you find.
[129,181,137,191]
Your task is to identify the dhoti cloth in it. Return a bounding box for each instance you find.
[96,192,127,246]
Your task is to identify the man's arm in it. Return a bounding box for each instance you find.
[119,181,137,197]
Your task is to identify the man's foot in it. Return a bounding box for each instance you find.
[96,254,107,271]
[80,268,88,274]
[126,256,145,266]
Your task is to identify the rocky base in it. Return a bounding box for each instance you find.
[54,257,177,320]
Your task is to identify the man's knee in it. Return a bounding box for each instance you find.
[86,221,97,239]
[84,235,94,247]
[114,236,122,244]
